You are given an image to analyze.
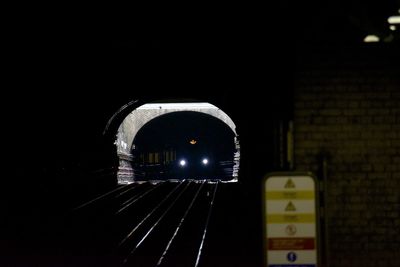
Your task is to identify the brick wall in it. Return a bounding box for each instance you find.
[294,66,400,267]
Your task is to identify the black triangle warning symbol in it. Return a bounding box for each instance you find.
[285,201,297,211]
[284,178,296,189]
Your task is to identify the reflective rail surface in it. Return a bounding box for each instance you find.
[4,180,261,267]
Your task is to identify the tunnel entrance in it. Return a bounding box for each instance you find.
[115,102,240,183]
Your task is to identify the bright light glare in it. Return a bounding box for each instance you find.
[363,35,380,42]
[202,158,209,165]
[390,25,396,31]
[179,160,186,167]
[388,15,400,24]
[137,102,219,110]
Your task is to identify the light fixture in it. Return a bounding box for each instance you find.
[388,15,400,24]
[202,158,209,165]
[363,35,380,42]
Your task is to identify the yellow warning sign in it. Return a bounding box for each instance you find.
[284,178,296,189]
[266,191,314,200]
[285,201,297,211]
[267,213,315,223]
[264,174,319,267]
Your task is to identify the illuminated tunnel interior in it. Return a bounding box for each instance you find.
[131,111,238,181]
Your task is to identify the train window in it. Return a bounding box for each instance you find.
[115,102,240,183]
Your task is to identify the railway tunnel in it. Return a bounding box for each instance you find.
[63,100,247,267]
[114,102,240,183]
[3,2,399,266]
[3,96,275,267]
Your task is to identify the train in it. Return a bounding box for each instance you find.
[131,137,239,181]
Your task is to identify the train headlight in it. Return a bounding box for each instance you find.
[179,159,187,167]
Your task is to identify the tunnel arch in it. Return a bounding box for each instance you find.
[114,101,240,183]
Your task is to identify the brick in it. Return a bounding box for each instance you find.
[345,92,365,100]
[360,101,372,108]
[295,109,317,117]
[320,109,343,116]
[368,109,390,115]
[294,67,400,267]
[293,116,311,124]
[361,164,372,171]
[387,196,398,203]
[344,109,366,116]
[391,140,400,147]
[361,131,377,139]
[295,125,315,133]
[308,132,325,140]
[336,101,349,108]
[320,100,337,108]
[296,140,318,148]
[373,116,396,124]
[360,116,373,124]
[391,108,400,115]
[385,164,400,171]
[367,140,392,148]
[294,132,309,141]
[368,124,391,131]
[315,125,344,132]
[342,125,369,132]
[392,157,400,164]
[312,116,325,124]
[384,132,397,139]
[326,117,348,124]
[387,212,399,218]
[348,101,359,108]
[370,101,386,108]
[372,164,385,172]
[294,102,305,108]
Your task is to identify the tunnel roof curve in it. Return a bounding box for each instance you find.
[116,102,238,155]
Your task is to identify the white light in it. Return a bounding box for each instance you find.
[388,15,400,24]
[363,35,380,42]
[179,160,186,167]
[137,102,219,110]
[390,25,396,31]
[202,158,209,165]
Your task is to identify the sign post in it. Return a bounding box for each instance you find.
[263,172,320,267]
